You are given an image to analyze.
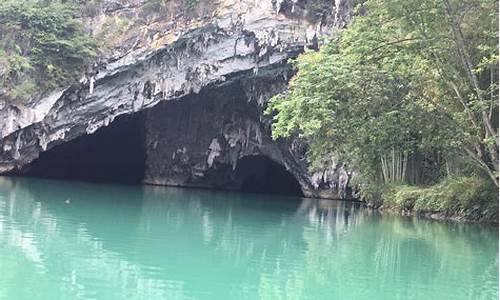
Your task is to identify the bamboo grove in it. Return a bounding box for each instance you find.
[267,0,499,206]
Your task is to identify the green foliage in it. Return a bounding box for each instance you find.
[381,176,498,221]
[184,0,199,9]
[140,0,198,18]
[0,0,97,102]
[71,0,103,17]
[8,79,37,101]
[96,17,131,49]
[267,0,499,199]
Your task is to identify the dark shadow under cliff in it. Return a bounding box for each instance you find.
[20,113,146,184]
[16,79,304,197]
[236,156,304,197]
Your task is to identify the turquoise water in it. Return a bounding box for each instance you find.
[0,177,497,300]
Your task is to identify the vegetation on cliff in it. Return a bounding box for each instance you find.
[267,0,498,219]
[375,176,498,221]
[0,0,97,103]
[0,0,212,103]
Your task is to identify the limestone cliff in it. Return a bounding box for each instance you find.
[0,0,354,198]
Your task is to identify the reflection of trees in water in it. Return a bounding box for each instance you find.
[138,192,369,300]
[253,199,498,300]
[296,199,365,238]
[373,217,499,300]
[139,187,366,265]
[0,177,497,300]
[283,211,498,300]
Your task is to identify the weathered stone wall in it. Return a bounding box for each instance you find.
[142,65,312,192]
[143,64,350,198]
[0,0,354,198]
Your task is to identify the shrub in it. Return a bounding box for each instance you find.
[0,0,96,102]
[380,176,498,221]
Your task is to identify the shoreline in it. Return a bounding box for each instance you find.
[3,175,498,224]
[368,203,499,225]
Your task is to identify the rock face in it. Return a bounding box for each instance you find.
[0,0,354,198]
[143,65,309,196]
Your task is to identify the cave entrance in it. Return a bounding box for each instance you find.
[21,113,146,184]
[235,156,304,197]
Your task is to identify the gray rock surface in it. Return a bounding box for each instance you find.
[0,0,354,198]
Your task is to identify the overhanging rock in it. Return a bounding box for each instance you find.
[0,0,354,198]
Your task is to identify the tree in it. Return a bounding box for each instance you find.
[0,0,97,102]
[267,0,498,188]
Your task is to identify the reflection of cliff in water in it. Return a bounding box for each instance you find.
[0,177,497,300]
[0,177,364,298]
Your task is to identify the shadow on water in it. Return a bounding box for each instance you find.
[0,176,497,300]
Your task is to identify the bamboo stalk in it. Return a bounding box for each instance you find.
[397,150,401,182]
[392,147,395,183]
[381,156,388,183]
[402,151,408,183]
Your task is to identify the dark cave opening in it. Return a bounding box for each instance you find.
[16,96,304,197]
[235,156,304,197]
[21,113,146,184]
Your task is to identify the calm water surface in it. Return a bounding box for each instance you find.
[0,177,497,300]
